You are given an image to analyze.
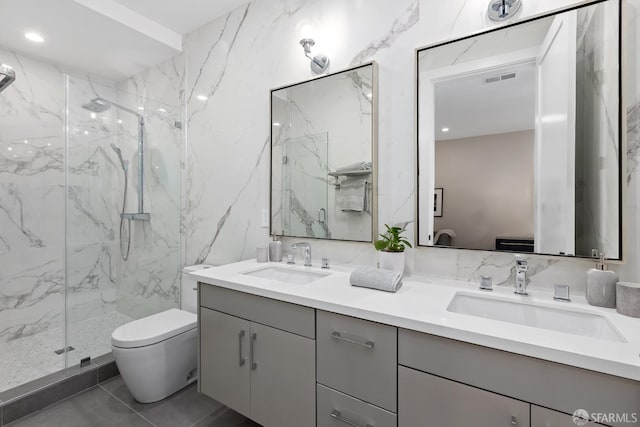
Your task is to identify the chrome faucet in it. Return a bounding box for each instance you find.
[514,255,528,296]
[292,242,312,267]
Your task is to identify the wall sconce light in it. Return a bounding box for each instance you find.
[487,0,522,21]
[299,38,330,74]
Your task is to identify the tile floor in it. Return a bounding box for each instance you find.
[6,376,260,427]
[0,312,132,393]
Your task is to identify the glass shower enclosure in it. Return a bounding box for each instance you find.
[0,68,181,392]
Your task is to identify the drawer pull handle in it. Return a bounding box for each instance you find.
[331,331,375,349]
[250,332,257,370]
[330,410,373,427]
[238,330,246,366]
[511,416,517,425]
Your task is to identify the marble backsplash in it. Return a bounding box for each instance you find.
[183,0,640,294]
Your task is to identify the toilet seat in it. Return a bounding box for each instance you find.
[112,308,196,349]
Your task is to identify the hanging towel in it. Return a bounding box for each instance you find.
[350,267,403,293]
[337,176,367,212]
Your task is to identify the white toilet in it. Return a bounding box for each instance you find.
[111,264,212,403]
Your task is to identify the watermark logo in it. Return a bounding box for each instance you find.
[572,409,590,426]
[573,408,638,425]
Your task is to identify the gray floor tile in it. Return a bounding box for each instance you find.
[100,376,222,427]
[192,408,262,427]
[5,386,152,427]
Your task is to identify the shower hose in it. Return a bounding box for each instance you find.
[119,171,131,261]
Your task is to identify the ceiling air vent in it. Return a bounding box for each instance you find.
[484,72,517,84]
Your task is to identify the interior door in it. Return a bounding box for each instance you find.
[250,322,316,427]
[534,11,577,255]
[200,308,251,417]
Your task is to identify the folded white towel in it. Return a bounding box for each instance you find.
[350,267,403,293]
[337,176,367,212]
[335,161,372,173]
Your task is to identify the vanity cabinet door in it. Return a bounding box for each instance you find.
[532,406,603,427]
[200,308,251,417]
[398,366,530,427]
[249,322,316,427]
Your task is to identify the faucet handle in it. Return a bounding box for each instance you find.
[553,284,571,302]
[515,254,528,270]
[479,275,493,291]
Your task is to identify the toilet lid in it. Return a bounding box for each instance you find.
[112,308,197,348]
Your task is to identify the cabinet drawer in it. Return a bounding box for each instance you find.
[317,384,397,427]
[531,406,604,427]
[317,311,397,412]
[199,283,315,338]
[398,366,530,427]
[398,328,640,426]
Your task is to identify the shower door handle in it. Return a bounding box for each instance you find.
[238,330,246,367]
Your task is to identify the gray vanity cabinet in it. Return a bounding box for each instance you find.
[200,308,251,416]
[199,284,316,427]
[531,406,602,427]
[249,322,315,427]
[316,310,397,412]
[398,366,530,427]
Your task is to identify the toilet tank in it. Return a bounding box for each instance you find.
[181,265,213,314]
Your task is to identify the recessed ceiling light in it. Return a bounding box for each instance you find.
[441,127,450,133]
[84,130,89,135]
[24,139,28,144]
[7,147,12,151]
[117,119,122,124]
[196,94,208,101]
[273,122,281,127]
[137,106,144,111]
[90,112,97,119]
[158,108,167,113]
[25,32,45,43]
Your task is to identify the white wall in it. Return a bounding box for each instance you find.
[434,131,535,250]
[182,0,639,293]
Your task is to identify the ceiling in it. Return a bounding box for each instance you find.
[111,0,247,35]
[435,61,537,142]
[0,0,247,81]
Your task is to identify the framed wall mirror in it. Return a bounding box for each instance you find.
[417,0,623,260]
[270,62,378,242]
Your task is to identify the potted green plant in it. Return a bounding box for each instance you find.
[374,224,412,273]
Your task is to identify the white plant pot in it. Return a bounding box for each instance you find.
[378,251,405,275]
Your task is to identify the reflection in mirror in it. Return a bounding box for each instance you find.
[417,0,622,259]
[271,63,377,242]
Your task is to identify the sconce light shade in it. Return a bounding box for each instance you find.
[299,38,330,74]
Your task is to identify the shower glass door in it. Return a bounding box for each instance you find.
[65,75,182,366]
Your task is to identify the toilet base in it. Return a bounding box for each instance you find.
[112,327,197,403]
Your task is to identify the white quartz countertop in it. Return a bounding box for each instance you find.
[191,259,640,382]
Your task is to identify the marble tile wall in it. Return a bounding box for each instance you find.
[0,48,66,351]
[114,55,185,318]
[183,0,639,293]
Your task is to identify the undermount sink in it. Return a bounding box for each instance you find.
[242,265,331,285]
[447,293,626,342]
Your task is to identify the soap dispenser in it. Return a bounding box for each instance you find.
[585,253,618,308]
[268,235,283,262]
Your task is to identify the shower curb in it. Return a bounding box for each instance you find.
[0,353,118,426]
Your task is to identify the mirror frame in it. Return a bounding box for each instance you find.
[414,0,626,261]
[269,61,379,243]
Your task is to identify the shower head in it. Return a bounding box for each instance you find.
[82,97,111,113]
[110,143,127,172]
[0,64,16,93]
